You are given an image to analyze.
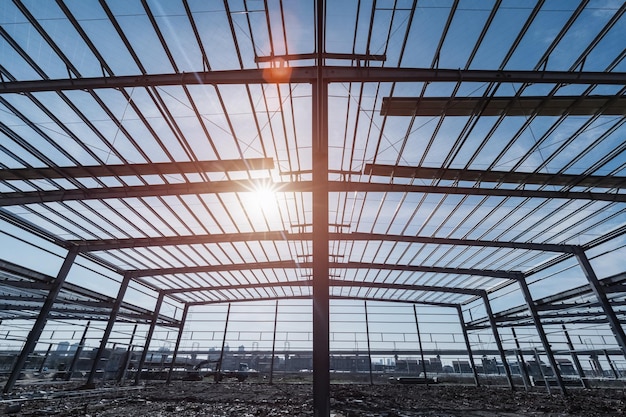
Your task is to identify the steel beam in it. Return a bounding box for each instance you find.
[134,291,165,385]
[0,67,624,94]
[457,306,480,387]
[2,180,624,207]
[65,320,90,381]
[573,247,626,359]
[517,277,566,394]
[482,291,514,389]
[2,245,78,394]
[166,304,190,384]
[85,272,134,388]
[561,324,589,388]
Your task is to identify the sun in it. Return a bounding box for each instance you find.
[253,183,278,212]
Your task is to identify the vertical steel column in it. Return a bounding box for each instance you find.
[561,324,588,388]
[481,292,514,389]
[118,324,138,384]
[66,320,91,381]
[517,277,566,394]
[134,291,165,385]
[364,301,373,385]
[86,272,134,387]
[312,0,330,415]
[413,305,428,384]
[166,304,189,384]
[534,348,551,393]
[269,300,279,385]
[3,245,79,394]
[574,247,626,358]
[456,306,479,386]
[38,344,53,373]
[511,328,531,390]
[215,303,231,383]
[604,350,619,378]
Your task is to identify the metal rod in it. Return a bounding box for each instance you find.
[604,349,619,379]
[86,272,133,387]
[457,306,479,387]
[134,292,165,385]
[518,278,566,394]
[364,301,373,385]
[118,324,138,384]
[3,245,79,394]
[534,348,550,394]
[38,344,53,374]
[166,304,189,384]
[269,300,279,385]
[561,323,588,388]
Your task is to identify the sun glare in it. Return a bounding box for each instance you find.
[253,184,278,212]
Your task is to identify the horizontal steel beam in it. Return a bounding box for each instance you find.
[69,231,574,253]
[1,67,624,94]
[2,179,624,207]
[0,158,274,181]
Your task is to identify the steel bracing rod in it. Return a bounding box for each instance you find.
[365,164,626,189]
[3,180,625,207]
[364,301,374,385]
[456,306,480,387]
[162,279,481,297]
[481,291,514,390]
[66,320,90,381]
[269,300,279,385]
[85,271,134,387]
[2,245,78,394]
[134,291,165,385]
[1,67,625,94]
[413,305,429,384]
[561,324,589,389]
[511,328,531,391]
[166,303,189,385]
[517,277,566,394]
[0,158,274,181]
[573,247,626,358]
[70,231,575,253]
[134,261,515,280]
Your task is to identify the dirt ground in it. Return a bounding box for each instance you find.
[3,380,626,416]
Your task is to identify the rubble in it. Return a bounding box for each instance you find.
[2,381,625,416]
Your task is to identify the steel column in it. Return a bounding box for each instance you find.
[574,247,626,359]
[3,245,78,394]
[269,300,279,385]
[118,324,138,384]
[482,292,514,389]
[364,301,373,385]
[312,0,330,414]
[518,278,566,394]
[534,348,550,393]
[215,303,231,383]
[456,306,479,387]
[85,272,134,387]
[413,305,428,384]
[134,291,165,385]
[511,328,531,390]
[65,320,90,381]
[165,304,189,384]
[561,324,589,388]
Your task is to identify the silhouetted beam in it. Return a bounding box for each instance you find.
[1,67,624,93]
[163,279,480,296]
[365,164,626,189]
[187,295,458,307]
[0,158,274,181]
[69,231,573,253]
[133,261,515,280]
[380,96,626,116]
[2,180,625,206]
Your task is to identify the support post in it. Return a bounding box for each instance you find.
[413,304,428,385]
[574,247,626,359]
[215,303,231,383]
[517,277,566,394]
[511,328,531,390]
[561,324,588,388]
[118,324,138,384]
[534,348,550,393]
[38,344,53,374]
[66,320,91,381]
[312,0,330,414]
[456,306,479,387]
[85,272,134,388]
[3,245,79,394]
[604,349,619,379]
[134,291,165,385]
[364,301,373,385]
[166,304,189,384]
[269,300,278,385]
[481,291,514,389]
